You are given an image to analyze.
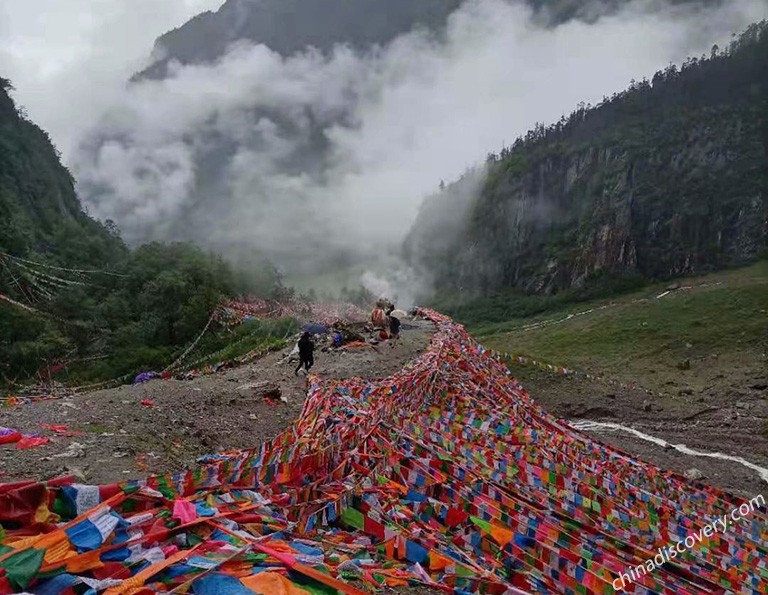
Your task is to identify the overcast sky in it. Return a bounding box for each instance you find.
[3,0,767,163]
[0,0,223,155]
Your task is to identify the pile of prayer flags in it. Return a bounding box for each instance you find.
[0,310,766,594]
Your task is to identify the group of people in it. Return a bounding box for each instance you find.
[293,298,404,375]
[370,301,402,347]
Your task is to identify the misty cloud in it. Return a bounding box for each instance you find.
[65,0,768,292]
[0,0,222,156]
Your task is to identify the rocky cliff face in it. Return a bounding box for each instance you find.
[406,24,768,294]
[419,115,768,294]
[517,125,765,292]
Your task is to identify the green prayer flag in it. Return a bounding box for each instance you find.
[470,515,492,533]
[371,572,386,584]
[122,484,140,495]
[156,476,175,499]
[51,494,72,519]
[122,498,137,513]
[340,507,365,530]
[0,547,45,590]
[455,565,474,577]
[187,533,205,546]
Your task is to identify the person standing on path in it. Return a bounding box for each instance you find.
[388,311,401,348]
[295,332,315,375]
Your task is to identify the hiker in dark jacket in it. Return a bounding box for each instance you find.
[388,313,401,348]
[295,332,315,375]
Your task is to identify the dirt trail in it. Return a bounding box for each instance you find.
[0,320,435,485]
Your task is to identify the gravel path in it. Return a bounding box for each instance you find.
[0,320,435,485]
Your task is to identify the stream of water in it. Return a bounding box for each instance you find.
[569,419,768,485]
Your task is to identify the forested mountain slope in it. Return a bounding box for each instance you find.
[0,81,265,386]
[0,78,124,266]
[405,22,768,295]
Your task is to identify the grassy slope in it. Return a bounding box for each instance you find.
[474,261,768,394]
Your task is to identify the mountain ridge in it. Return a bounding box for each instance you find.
[405,21,768,296]
[136,0,728,80]
[137,0,464,80]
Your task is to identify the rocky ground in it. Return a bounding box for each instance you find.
[512,362,768,498]
[0,320,435,485]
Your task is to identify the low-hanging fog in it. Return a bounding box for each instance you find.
[9,0,768,301]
